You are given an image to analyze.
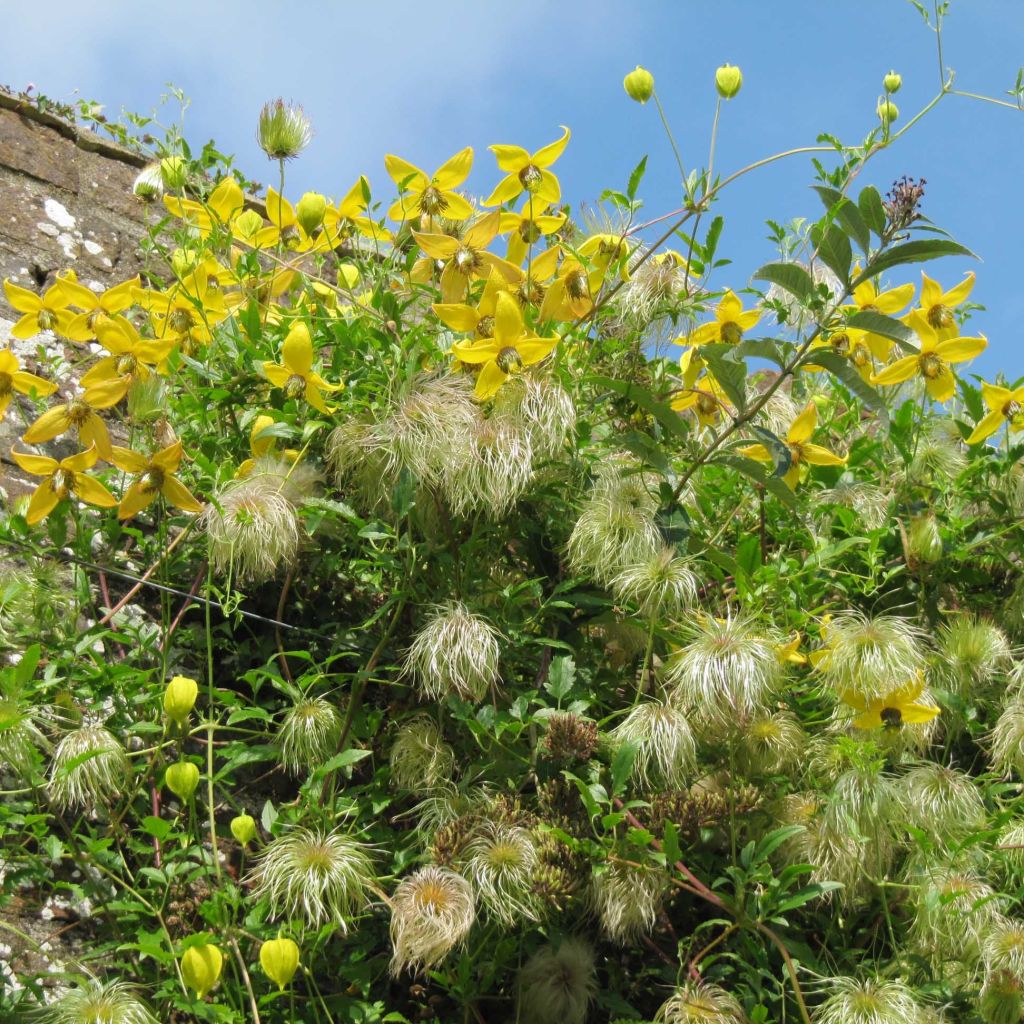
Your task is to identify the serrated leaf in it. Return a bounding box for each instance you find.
[855,239,977,285]
[716,454,800,512]
[735,338,787,368]
[753,262,815,304]
[813,185,870,253]
[545,656,576,701]
[591,375,687,439]
[857,185,887,237]
[846,310,916,351]
[749,425,793,478]
[703,215,724,264]
[699,343,747,411]
[800,348,890,429]
[812,222,852,286]
[627,155,648,201]
[611,740,638,796]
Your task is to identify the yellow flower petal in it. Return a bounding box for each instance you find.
[3,281,42,314]
[118,480,156,520]
[788,402,818,444]
[532,126,571,169]
[489,144,531,173]
[73,473,117,509]
[161,475,203,513]
[11,448,59,475]
[492,292,523,347]
[433,147,474,190]
[934,335,987,364]
[871,355,919,387]
[474,360,507,400]
[282,323,314,375]
[484,174,524,208]
[25,482,61,524]
[802,443,846,466]
[941,272,975,308]
[384,154,429,191]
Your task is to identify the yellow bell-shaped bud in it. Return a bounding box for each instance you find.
[623,66,655,104]
[163,675,198,725]
[260,936,300,990]
[296,192,328,235]
[715,64,743,99]
[230,814,257,846]
[181,942,223,999]
[165,761,200,801]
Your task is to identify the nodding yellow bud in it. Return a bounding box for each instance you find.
[623,66,655,104]
[160,156,188,190]
[877,99,899,124]
[230,813,257,846]
[180,942,223,999]
[165,761,200,801]
[260,937,300,990]
[715,64,743,99]
[296,192,328,235]
[163,675,198,724]
[337,263,360,289]
[883,70,903,94]
[170,248,201,278]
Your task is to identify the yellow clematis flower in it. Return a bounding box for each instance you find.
[82,317,176,407]
[908,271,975,332]
[385,148,474,223]
[484,127,571,207]
[10,445,117,524]
[58,276,141,343]
[451,292,559,400]
[22,392,114,460]
[2,278,79,339]
[322,177,392,246]
[848,275,915,317]
[804,326,892,381]
[134,267,230,347]
[432,272,512,339]
[678,290,762,351]
[499,201,566,266]
[871,311,986,402]
[237,414,300,477]
[110,441,203,519]
[0,350,57,417]
[539,256,603,322]
[965,381,1024,445]
[840,672,940,730]
[670,374,734,430]
[263,322,343,414]
[738,401,846,489]
[777,633,808,666]
[412,212,519,303]
[163,176,245,236]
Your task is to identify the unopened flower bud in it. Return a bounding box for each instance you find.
[165,760,200,801]
[231,813,257,846]
[981,970,1023,1024]
[883,70,903,94]
[296,192,327,235]
[257,99,313,161]
[260,936,300,990]
[877,99,899,124]
[160,156,188,191]
[171,248,200,279]
[133,163,164,200]
[181,942,223,999]
[715,64,743,99]
[337,263,360,289]
[907,514,942,566]
[623,66,655,104]
[163,675,198,724]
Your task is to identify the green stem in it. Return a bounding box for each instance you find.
[653,89,687,183]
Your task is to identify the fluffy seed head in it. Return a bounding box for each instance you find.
[981,970,1024,1024]
[991,696,1024,777]
[815,480,892,530]
[612,547,699,618]
[277,696,342,774]
[739,710,805,775]
[937,616,1011,695]
[327,419,396,512]
[518,938,598,1024]
[610,699,696,789]
[247,455,321,507]
[492,374,576,459]
[132,163,164,201]
[257,98,313,160]
[906,417,967,483]
[589,862,666,944]
[655,981,746,1024]
[446,414,535,517]
[906,514,943,566]
[463,821,540,926]
[984,917,1024,979]
[45,979,159,1024]
[899,763,985,844]
[0,696,46,777]
[405,602,500,702]
[617,249,694,325]
[389,865,476,976]
[665,612,781,723]
[816,611,927,702]
[49,725,130,812]
[204,474,301,583]
[249,827,375,930]
[910,862,1003,964]
[812,977,929,1024]
[389,716,456,794]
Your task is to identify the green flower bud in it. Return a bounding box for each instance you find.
[163,675,198,725]
[623,66,655,104]
[257,99,313,161]
[981,970,1023,1024]
[877,99,899,124]
[165,760,200,801]
[715,64,743,99]
[883,70,903,94]
[181,942,223,999]
[907,514,942,566]
[296,192,328,235]
[170,248,200,279]
[260,936,300,990]
[230,813,257,846]
[160,156,188,191]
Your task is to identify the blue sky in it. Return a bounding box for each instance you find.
[2,0,1022,378]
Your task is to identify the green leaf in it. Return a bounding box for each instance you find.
[716,454,800,512]
[703,216,724,264]
[774,881,844,914]
[14,644,41,686]
[140,817,173,842]
[320,748,372,774]
[855,239,977,285]
[813,185,870,253]
[845,310,916,351]
[591,375,687,440]
[611,741,638,796]
[857,185,887,237]
[663,820,681,867]
[699,343,747,411]
[748,426,793,479]
[811,222,852,286]
[545,656,576,701]
[798,348,890,429]
[627,155,648,202]
[735,338,787,368]
[753,262,815,304]
[736,533,762,579]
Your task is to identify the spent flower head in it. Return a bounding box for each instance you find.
[517,938,597,1024]
[405,601,500,702]
[277,695,342,774]
[48,724,130,812]
[463,820,540,927]
[655,981,747,1023]
[389,716,456,794]
[257,99,313,160]
[389,865,476,976]
[812,977,930,1024]
[45,979,159,1024]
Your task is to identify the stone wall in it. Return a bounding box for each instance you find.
[0,91,158,499]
